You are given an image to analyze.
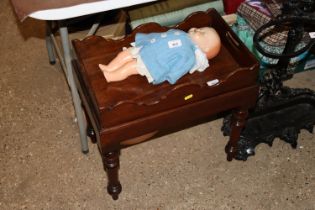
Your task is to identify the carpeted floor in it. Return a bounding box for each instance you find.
[0,0,314,209]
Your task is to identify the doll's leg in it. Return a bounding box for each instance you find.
[103,60,139,82]
[99,49,134,72]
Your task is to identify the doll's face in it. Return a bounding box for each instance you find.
[188,27,221,59]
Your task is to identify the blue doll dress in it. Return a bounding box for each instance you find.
[129,29,209,84]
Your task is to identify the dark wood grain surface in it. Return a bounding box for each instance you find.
[73,9,259,129]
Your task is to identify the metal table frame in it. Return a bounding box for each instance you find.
[45,19,103,153]
[28,0,157,153]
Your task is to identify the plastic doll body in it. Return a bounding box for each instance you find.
[99,27,221,83]
[102,58,138,82]
[99,49,134,72]
[99,50,138,82]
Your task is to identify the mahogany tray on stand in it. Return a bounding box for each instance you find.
[72,9,259,200]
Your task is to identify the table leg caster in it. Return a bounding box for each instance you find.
[82,149,89,154]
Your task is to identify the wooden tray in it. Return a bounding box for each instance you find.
[73,9,258,129]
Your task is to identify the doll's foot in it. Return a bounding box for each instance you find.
[103,71,117,83]
[102,71,111,82]
[99,64,116,72]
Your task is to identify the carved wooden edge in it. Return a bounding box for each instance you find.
[72,60,102,129]
[72,8,259,110]
[72,8,253,62]
[110,83,202,108]
[103,66,259,110]
[74,9,217,45]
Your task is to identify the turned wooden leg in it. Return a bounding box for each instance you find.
[225,109,248,161]
[102,150,122,200]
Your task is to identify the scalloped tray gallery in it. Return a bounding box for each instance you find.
[72,8,259,141]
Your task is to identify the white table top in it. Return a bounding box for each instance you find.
[29,0,157,20]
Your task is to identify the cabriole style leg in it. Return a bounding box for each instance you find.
[102,151,122,200]
[225,109,248,161]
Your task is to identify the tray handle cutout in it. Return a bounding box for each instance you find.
[226,31,240,48]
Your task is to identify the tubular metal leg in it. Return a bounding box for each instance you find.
[59,24,89,153]
[45,21,56,65]
[86,13,104,36]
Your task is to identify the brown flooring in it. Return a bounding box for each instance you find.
[1,0,315,209]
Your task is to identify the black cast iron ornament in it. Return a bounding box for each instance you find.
[222,0,315,160]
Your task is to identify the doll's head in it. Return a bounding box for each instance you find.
[188,27,221,59]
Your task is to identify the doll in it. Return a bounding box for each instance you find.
[99,27,221,84]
